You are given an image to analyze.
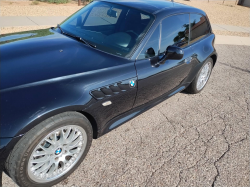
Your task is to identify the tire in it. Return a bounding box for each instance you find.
[5,112,93,187]
[186,57,213,94]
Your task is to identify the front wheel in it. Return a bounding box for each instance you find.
[5,112,93,187]
[186,57,213,94]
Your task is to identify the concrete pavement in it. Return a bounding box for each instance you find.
[216,35,250,46]
[2,44,249,187]
[212,24,250,33]
[0,16,67,27]
[1,16,250,46]
[1,16,250,33]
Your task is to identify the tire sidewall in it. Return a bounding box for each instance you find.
[192,58,213,93]
[15,114,92,187]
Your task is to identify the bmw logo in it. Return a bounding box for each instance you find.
[129,80,136,88]
[55,148,62,155]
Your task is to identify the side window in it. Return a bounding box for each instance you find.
[84,6,122,26]
[137,25,160,60]
[160,14,189,54]
[190,14,210,44]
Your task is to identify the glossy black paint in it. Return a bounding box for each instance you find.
[0,0,217,171]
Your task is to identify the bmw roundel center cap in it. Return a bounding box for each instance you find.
[129,80,136,88]
[55,148,62,155]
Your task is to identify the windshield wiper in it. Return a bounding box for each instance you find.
[75,36,96,48]
[56,24,96,48]
[57,24,64,34]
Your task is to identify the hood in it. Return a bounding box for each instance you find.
[0,29,130,90]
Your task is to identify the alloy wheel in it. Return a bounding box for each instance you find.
[196,61,212,91]
[27,125,87,183]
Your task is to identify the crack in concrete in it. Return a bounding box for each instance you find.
[218,61,250,73]
[211,114,231,187]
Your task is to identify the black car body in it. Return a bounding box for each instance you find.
[0,0,217,186]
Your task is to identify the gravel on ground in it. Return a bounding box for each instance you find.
[2,44,250,187]
[0,1,82,16]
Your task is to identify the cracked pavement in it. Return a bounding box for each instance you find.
[2,44,250,187]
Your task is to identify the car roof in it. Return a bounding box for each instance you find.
[97,0,202,15]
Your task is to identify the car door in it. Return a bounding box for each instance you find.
[84,58,138,130]
[134,14,196,107]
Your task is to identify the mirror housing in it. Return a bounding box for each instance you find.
[145,47,155,58]
[149,46,184,67]
[164,46,184,60]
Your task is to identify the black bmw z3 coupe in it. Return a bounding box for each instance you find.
[0,0,217,186]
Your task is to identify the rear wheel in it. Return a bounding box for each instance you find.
[5,112,92,187]
[186,57,213,94]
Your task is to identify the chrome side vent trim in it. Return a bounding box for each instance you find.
[90,78,136,100]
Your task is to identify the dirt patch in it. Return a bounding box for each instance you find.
[0,0,81,6]
[0,0,82,16]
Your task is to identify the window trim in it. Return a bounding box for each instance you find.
[135,12,211,61]
[159,12,212,48]
[188,13,211,46]
[159,13,190,54]
[135,23,161,61]
[136,13,190,61]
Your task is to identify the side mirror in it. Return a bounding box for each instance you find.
[145,47,155,58]
[149,46,184,67]
[164,46,184,60]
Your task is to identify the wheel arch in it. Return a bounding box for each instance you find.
[77,111,98,139]
[16,106,99,140]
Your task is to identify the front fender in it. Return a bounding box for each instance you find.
[0,61,136,138]
[0,73,96,138]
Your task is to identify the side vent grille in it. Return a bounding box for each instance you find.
[90,79,135,100]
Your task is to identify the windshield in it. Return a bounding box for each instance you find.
[60,1,154,58]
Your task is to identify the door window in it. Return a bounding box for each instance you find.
[189,14,210,44]
[138,25,160,60]
[160,14,189,54]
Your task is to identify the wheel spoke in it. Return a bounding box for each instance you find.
[28,125,87,182]
[53,162,59,173]
[47,163,55,176]
[59,129,66,144]
[45,138,54,145]
[68,137,81,148]
[35,161,53,174]
[39,145,54,154]
[33,150,47,157]
[30,155,50,163]
[53,133,57,143]
[69,148,81,155]
[64,127,71,139]
[32,162,45,171]
[67,129,78,143]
